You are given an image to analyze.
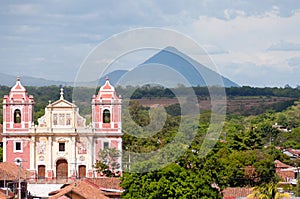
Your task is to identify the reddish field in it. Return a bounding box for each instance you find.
[134,97,296,115]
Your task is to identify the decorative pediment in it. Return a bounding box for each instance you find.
[47,88,76,108]
[49,99,76,108]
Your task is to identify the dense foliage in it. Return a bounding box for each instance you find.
[0,85,298,123]
[116,85,300,99]
[121,98,300,198]
[1,85,300,197]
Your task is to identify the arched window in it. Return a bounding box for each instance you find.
[103,109,110,123]
[14,109,21,123]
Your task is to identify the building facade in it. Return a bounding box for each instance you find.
[2,77,122,179]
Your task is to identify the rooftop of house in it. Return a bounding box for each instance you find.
[222,187,253,199]
[275,160,293,169]
[0,162,32,181]
[84,177,123,191]
[48,180,110,199]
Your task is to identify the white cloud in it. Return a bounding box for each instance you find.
[182,9,300,87]
[288,57,300,67]
[0,0,300,86]
[8,4,40,16]
[190,10,300,52]
[16,25,41,33]
[267,40,300,51]
[202,44,228,55]
[223,9,246,20]
[220,61,296,87]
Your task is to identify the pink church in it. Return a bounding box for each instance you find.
[2,77,122,180]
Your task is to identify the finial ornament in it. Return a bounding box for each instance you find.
[60,88,64,99]
[17,76,20,81]
[106,76,109,81]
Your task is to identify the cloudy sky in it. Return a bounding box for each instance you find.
[0,0,300,87]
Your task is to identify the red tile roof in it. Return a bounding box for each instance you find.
[48,180,109,199]
[222,187,253,198]
[274,160,295,182]
[274,160,292,169]
[0,162,32,181]
[84,177,123,191]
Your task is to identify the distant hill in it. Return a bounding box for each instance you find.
[98,70,128,86]
[102,46,239,87]
[0,46,239,87]
[0,73,73,87]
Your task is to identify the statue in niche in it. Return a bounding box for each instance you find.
[37,141,46,154]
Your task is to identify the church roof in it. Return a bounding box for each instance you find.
[93,77,121,102]
[99,77,115,92]
[4,77,34,102]
[11,76,26,92]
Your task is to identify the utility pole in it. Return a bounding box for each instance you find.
[17,160,21,199]
[4,174,7,198]
[14,159,23,199]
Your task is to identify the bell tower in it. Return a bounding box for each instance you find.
[3,77,34,132]
[2,77,34,168]
[92,77,122,131]
[91,77,123,175]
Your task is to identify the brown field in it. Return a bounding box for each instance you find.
[134,96,296,115]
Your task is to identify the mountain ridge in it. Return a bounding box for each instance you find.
[1,47,239,87]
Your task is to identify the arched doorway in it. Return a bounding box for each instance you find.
[38,165,45,179]
[78,165,86,178]
[56,159,68,179]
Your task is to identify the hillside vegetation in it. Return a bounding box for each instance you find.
[1,85,300,197]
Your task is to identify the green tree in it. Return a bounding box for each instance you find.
[121,162,221,199]
[247,182,291,199]
[94,147,120,177]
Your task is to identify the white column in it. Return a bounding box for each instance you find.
[48,136,52,170]
[71,136,76,177]
[30,136,35,170]
[89,137,94,171]
[86,136,94,170]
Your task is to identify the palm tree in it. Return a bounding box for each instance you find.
[247,182,291,199]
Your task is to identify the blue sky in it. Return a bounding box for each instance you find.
[0,0,300,87]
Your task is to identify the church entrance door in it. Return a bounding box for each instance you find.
[56,159,68,179]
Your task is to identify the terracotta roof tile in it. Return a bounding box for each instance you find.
[275,160,292,169]
[49,180,109,199]
[274,160,295,181]
[0,162,31,181]
[222,187,253,198]
[84,177,123,191]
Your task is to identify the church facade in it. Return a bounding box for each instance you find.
[2,77,122,179]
